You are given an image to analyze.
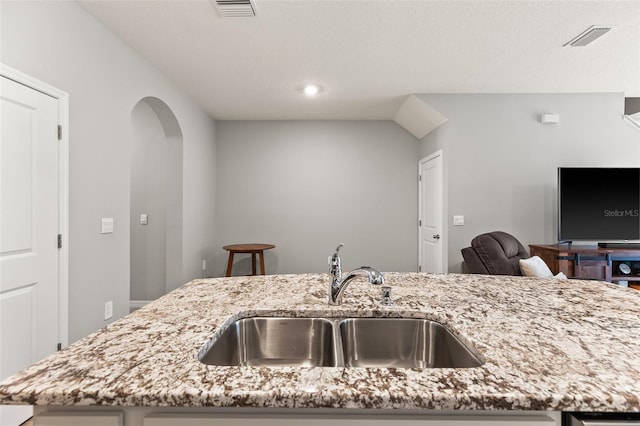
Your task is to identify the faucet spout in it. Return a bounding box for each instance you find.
[328,244,385,305]
[329,244,384,305]
[344,267,385,286]
[330,266,385,305]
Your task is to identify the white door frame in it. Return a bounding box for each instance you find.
[418,150,446,273]
[1,64,69,349]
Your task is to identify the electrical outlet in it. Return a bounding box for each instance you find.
[104,300,113,320]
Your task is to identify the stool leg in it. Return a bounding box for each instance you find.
[259,250,266,275]
[251,253,257,275]
[225,252,234,277]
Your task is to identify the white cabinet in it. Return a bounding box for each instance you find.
[35,411,123,426]
[143,412,559,426]
[33,407,561,426]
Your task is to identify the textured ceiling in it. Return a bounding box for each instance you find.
[79,0,640,120]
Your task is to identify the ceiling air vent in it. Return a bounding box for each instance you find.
[564,26,612,47]
[213,0,257,17]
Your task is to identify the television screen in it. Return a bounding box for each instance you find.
[558,168,640,242]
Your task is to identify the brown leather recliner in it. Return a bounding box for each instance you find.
[461,231,529,275]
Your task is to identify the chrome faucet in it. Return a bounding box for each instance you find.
[329,244,385,305]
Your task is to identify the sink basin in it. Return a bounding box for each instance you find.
[338,318,483,368]
[199,316,483,368]
[198,317,336,367]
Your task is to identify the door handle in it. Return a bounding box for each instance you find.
[433,234,440,240]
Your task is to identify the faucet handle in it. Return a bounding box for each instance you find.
[330,243,344,263]
[329,243,344,275]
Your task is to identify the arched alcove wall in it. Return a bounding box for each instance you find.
[130,97,183,302]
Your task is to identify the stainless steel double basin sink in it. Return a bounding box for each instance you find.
[198,317,483,368]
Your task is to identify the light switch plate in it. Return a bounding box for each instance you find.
[101,218,114,234]
[140,214,148,225]
[453,215,465,226]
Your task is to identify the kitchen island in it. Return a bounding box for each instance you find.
[1,273,639,425]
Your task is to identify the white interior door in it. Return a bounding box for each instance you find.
[0,75,60,425]
[419,151,444,273]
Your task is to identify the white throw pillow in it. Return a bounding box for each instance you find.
[554,272,568,280]
[519,256,553,278]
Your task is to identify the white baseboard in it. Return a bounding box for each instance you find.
[129,300,152,312]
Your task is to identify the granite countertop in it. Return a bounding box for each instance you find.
[1,273,640,412]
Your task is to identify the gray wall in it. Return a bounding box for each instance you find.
[130,100,184,301]
[418,93,640,272]
[214,121,419,276]
[1,1,217,342]
[131,101,168,301]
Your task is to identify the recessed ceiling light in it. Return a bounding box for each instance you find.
[302,84,322,97]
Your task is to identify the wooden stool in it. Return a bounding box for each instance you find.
[223,243,276,277]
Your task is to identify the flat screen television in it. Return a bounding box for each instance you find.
[558,167,640,245]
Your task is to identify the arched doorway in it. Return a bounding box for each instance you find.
[130,97,183,307]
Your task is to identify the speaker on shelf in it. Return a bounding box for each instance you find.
[619,262,632,275]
